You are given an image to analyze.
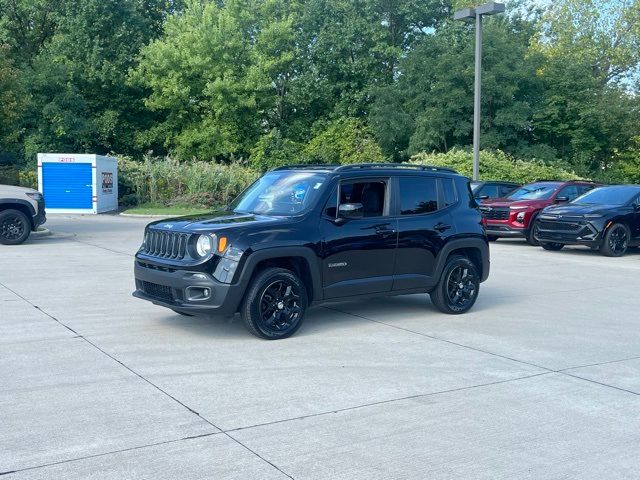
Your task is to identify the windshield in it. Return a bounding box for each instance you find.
[229,171,328,216]
[572,186,640,206]
[507,183,559,201]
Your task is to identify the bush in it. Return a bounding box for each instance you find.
[302,118,386,165]
[411,149,583,183]
[118,156,259,208]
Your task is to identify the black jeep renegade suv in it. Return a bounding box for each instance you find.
[133,164,490,339]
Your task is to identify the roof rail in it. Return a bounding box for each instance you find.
[334,163,458,174]
[273,164,340,171]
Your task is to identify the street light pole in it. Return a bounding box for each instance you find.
[473,13,482,182]
[454,2,505,181]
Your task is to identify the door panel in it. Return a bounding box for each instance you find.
[321,218,398,298]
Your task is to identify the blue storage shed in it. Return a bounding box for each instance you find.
[37,153,118,214]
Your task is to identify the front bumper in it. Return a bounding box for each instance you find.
[33,198,46,229]
[133,260,244,316]
[484,222,527,238]
[535,218,601,246]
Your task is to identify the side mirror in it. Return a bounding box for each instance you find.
[634,203,640,212]
[555,196,569,203]
[337,203,364,220]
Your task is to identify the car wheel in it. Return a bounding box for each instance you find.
[541,242,564,251]
[0,209,31,245]
[526,219,540,246]
[430,255,480,314]
[241,267,308,339]
[600,223,630,257]
[487,235,498,242]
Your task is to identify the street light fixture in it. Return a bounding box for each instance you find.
[454,2,505,181]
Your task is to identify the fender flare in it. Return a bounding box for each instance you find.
[434,237,490,282]
[236,246,323,303]
[0,199,36,227]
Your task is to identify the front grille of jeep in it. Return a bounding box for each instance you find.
[142,230,189,259]
[480,206,509,220]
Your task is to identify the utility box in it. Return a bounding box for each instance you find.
[38,153,118,214]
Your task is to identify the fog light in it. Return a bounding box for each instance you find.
[516,212,525,223]
[185,286,213,301]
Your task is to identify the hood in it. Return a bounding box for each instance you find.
[1,184,39,196]
[481,197,551,209]
[541,203,620,217]
[147,209,289,233]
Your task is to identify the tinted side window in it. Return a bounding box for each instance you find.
[500,185,516,196]
[558,185,580,201]
[579,185,595,195]
[479,185,499,198]
[399,177,438,215]
[342,180,387,217]
[442,178,457,207]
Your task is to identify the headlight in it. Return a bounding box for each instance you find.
[584,214,604,219]
[196,234,216,257]
[26,192,43,201]
[510,205,528,210]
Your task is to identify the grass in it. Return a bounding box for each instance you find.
[121,203,213,216]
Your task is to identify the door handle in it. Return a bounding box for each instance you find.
[434,222,452,233]
[375,226,396,237]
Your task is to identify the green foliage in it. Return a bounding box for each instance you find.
[118,156,258,207]
[302,118,386,165]
[0,46,24,162]
[249,129,303,172]
[411,149,583,184]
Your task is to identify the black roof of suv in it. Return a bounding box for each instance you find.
[133,163,490,339]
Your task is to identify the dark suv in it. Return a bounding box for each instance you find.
[133,164,490,339]
[480,180,598,244]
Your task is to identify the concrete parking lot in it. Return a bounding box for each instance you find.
[1,214,640,479]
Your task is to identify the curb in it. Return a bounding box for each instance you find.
[119,213,174,218]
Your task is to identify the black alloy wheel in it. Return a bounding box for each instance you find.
[241,267,308,339]
[0,209,31,245]
[526,219,540,246]
[430,255,480,314]
[600,223,630,257]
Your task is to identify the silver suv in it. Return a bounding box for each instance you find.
[0,185,46,245]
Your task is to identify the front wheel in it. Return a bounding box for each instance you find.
[600,223,630,257]
[0,209,31,245]
[526,219,540,246]
[430,255,480,314]
[241,267,308,339]
[541,242,564,251]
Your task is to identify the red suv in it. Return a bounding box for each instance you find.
[479,181,598,244]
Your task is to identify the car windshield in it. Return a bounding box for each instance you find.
[572,186,640,206]
[229,171,328,216]
[507,183,559,200]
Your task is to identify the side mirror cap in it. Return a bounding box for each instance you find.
[555,196,569,203]
[338,203,364,220]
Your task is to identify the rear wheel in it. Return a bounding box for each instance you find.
[241,267,308,339]
[430,255,480,314]
[0,209,31,245]
[541,242,564,251]
[600,223,630,257]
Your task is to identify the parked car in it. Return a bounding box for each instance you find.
[534,185,640,256]
[0,184,46,245]
[471,181,520,202]
[133,164,490,339]
[479,180,598,244]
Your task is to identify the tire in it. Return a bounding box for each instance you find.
[487,235,498,242]
[541,242,564,251]
[430,255,480,314]
[526,218,540,246]
[0,209,31,245]
[600,223,630,257]
[241,267,308,339]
